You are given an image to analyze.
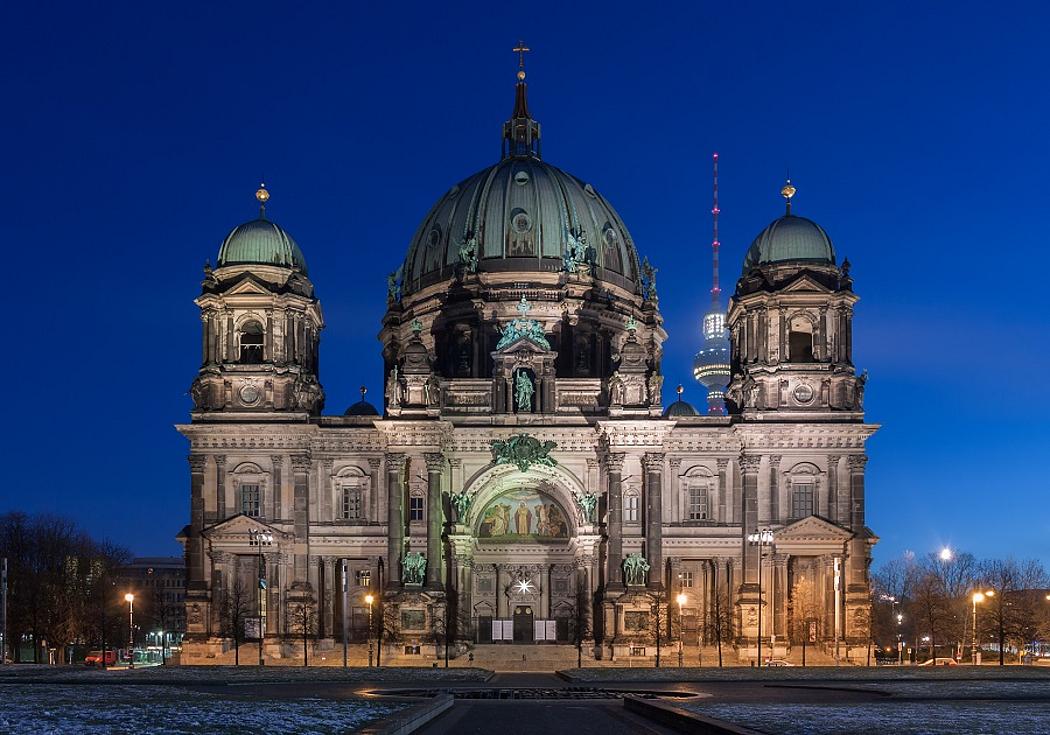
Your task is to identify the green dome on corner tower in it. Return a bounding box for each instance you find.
[216,184,309,275]
[742,181,835,274]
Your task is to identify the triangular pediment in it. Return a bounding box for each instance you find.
[780,273,833,294]
[203,514,290,541]
[494,336,553,354]
[224,274,276,296]
[775,515,853,542]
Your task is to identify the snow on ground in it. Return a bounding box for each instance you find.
[0,684,406,735]
[683,702,1050,735]
[564,665,1050,682]
[0,664,491,683]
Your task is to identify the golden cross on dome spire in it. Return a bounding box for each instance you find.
[256,182,270,218]
[513,40,530,80]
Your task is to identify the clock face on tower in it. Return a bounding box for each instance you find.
[793,383,815,404]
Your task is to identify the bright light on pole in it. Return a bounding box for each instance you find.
[124,593,135,669]
[365,594,375,667]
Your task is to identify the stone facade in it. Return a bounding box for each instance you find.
[176,75,877,666]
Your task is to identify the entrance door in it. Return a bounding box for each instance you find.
[513,605,534,643]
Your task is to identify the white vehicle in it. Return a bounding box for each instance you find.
[764,658,796,667]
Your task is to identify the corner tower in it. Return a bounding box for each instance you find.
[725,182,864,417]
[189,185,325,415]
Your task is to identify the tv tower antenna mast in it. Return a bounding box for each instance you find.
[711,152,721,312]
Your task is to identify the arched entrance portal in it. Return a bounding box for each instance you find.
[513,605,534,643]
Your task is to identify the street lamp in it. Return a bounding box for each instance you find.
[365,594,375,667]
[971,590,994,665]
[676,592,687,667]
[248,528,273,666]
[124,593,135,669]
[747,529,775,666]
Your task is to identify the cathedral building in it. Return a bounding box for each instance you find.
[177,61,877,665]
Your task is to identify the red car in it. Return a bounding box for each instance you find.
[84,650,117,666]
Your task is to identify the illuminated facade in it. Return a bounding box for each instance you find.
[177,63,876,666]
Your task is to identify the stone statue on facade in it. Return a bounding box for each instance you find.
[402,552,426,586]
[608,370,625,406]
[623,552,650,586]
[386,365,402,409]
[562,229,585,274]
[386,268,402,304]
[450,491,473,523]
[574,491,598,524]
[855,369,868,410]
[646,373,664,406]
[514,369,534,412]
[491,434,558,472]
[496,297,551,350]
[641,257,658,302]
[458,234,478,274]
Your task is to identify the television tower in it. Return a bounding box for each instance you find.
[692,153,731,414]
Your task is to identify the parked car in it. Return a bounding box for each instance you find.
[84,650,117,667]
[764,658,796,667]
[918,657,957,666]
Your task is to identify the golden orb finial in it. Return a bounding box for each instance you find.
[517,69,526,81]
[256,182,269,218]
[677,384,684,397]
[781,179,796,201]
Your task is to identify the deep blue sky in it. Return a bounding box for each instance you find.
[2,2,1047,567]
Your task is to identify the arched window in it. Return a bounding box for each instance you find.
[787,315,815,363]
[687,485,710,521]
[239,320,264,363]
[341,487,362,520]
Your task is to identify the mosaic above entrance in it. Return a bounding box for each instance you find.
[477,488,569,541]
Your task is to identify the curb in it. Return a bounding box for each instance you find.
[624,696,763,735]
[359,693,454,735]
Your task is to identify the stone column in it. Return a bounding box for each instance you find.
[264,551,280,635]
[385,453,406,589]
[824,455,839,521]
[291,455,311,588]
[716,458,729,524]
[271,455,284,519]
[494,564,505,619]
[604,453,626,591]
[585,458,599,493]
[424,453,445,591]
[817,306,828,361]
[320,459,334,522]
[187,455,207,592]
[844,307,854,364]
[847,455,869,584]
[778,305,788,362]
[740,455,762,586]
[668,457,682,522]
[643,452,665,590]
[225,313,235,362]
[209,550,229,632]
[322,557,336,638]
[768,455,781,523]
[215,455,227,521]
[368,458,382,523]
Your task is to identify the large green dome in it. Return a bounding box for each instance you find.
[217,218,308,275]
[742,214,835,274]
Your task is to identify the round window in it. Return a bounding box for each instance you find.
[512,211,532,233]
[793,383,815,404]
[514,170,530,186]
[239,383,261,406]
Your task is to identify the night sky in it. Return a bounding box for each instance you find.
[3,2,1047,566]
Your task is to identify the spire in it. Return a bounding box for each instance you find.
[781,178,796,215]
[710,153,721,312]
[502,41,541,159]
[256,182,270,219]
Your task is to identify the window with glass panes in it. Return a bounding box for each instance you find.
[687,486,709,520]
[625,494,640,522]
[240,484,261,517]
[341,487,362,520]
[409,495,424,521]
[791,481,815,519]
[680,571,694,588]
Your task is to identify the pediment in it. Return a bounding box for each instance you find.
[203,514,290,541]
[494,336,553,354]
[775,515,853,542]
[223,273,276,296]
[780,273,833,294]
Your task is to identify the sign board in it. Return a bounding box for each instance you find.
[244,617,262,640]
[534,620,546,640]
[493,619,513,641]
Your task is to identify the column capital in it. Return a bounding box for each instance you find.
[290,454,311,473]
[270,454,284,468]
[603,452,625,473]
[667,457,682,471]
[448,457,463,470]
[642,452,666,472]
[847,455,869,471]
[716,457,730,471]
[424,452,446,472]
[739,454,762,472]
[586,457,599,471]
[385,452,407,472]
[321,458,335,473]
[367,457,382,471]
[188,454,207,473]
[769,454,782,465]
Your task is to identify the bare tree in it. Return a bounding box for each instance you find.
[907,568,954,662]
[287,599,317,667]
[790,577,822,667]
[978,558,1049,665]
[707,584,734,668]
[218,577,253,666]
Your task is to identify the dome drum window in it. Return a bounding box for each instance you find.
[239,320,264,364]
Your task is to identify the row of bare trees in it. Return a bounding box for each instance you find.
[872,551,1049,664]
[0,512,131,663]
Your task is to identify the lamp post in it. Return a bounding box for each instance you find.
[365,594,375,667]
[896,613,904,664]
[971,590,993,665]
[747,529,775,666]
[248,528,273,666]
[676,592,687,667]
[124,593,134,669]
